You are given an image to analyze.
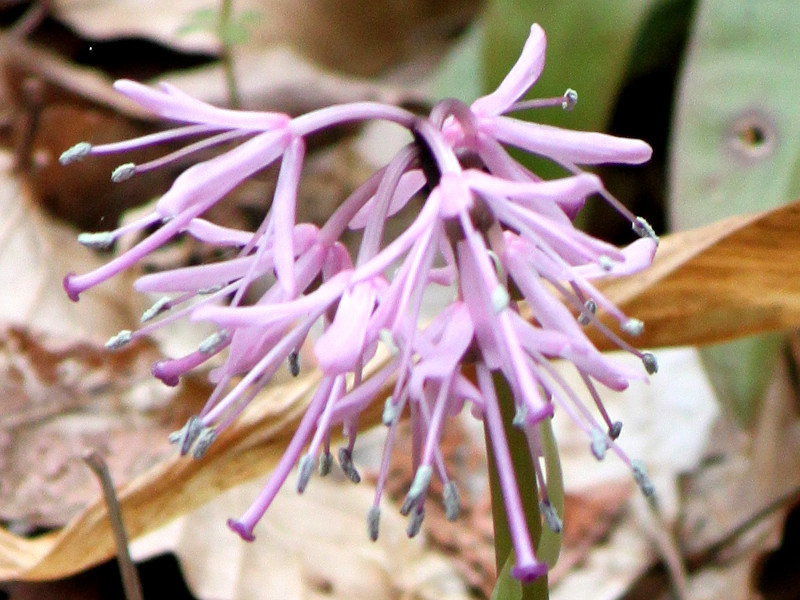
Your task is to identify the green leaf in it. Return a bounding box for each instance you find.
[536,418,563,567]
[484,373,549,600]
[482,0,665,180]
[491,554,523,600]
[429,20,485,104]
[670,0,800,425]
[700,335,782,427]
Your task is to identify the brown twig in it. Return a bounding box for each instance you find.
[83,450,144,600]
[5,0,51,40]
[13,76,43,173]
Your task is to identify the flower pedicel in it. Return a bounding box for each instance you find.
[62,24,658,581]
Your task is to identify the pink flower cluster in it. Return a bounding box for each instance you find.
[62,24,657,581]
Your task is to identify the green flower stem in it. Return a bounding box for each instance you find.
[219,0,241,109]
[484,371,548,600]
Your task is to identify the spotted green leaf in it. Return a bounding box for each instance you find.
[670,0,800,426]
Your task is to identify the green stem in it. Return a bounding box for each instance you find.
[218,0,241,109]
[484,372,549,600]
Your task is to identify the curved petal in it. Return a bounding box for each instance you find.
[484,116,653,165]
[471,24,547,117]
[113,79,291,130]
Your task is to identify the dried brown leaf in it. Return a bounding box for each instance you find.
[0,370,385,581]
[0,326,205,529]
[131,476,471,600]
[0,155,142,341]
[591,200,800,350]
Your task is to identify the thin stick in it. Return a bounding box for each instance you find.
[13,77,43,173]
[218,0,241,109]
[6,0,51,40]
[83,451,144,600]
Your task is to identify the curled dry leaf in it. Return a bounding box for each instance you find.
[681,357,800,574]
[0,37,206,231]
[0,327,204,530]
[130,475,471,600]
[0,369,385,581]
[0,153,142,342]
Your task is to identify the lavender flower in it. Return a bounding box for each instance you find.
[62,23,658,582]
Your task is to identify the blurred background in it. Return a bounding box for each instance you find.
[1,1,799,599]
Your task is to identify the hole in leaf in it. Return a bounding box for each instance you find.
[737,124,767,148]
[730,111,776,161]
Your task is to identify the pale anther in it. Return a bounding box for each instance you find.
[632,460,655,498]
[180,416,203,456]
[623,318,644,336]
[338,447,361,483]
[561,88,578,111]
[382,396,399,426]
[59,142,92,165]
[401,466,433,515]
[407,465,433,501]
[590,428,609,460]
[318,451,333,476]
[111,162,136,183]
[192,428,216,459]
[492,285,510,314]
[540,501,563,533]
[632,216,659,243]
[444,481,461,521]
[199,329,229,354]
[78,231,115,250]
[105,329,132,350]
[141,296,171,323]
[297,454,315,493]
[197,284,224,295]
[367,506,381,542]
[577,299,597,326]
[512,404,528,427]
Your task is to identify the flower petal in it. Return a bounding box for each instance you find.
[471,24,547,117]
[484,116,653,165]
[113,79,290,130]
[314,281,378,374]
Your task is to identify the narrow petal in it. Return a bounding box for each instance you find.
[273,137,306,295]
[349,170,425,229]
[409,304,474,396]
[315,282,378,374]
[484,116,653,165]
[464,169,602,223]
[113,79,290,130]
[134,256,259,293]
[155,129,291,217]
[573,237,657,279]
[185,219,253,246]
[471,24,547,117]
[193,270,350,328]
